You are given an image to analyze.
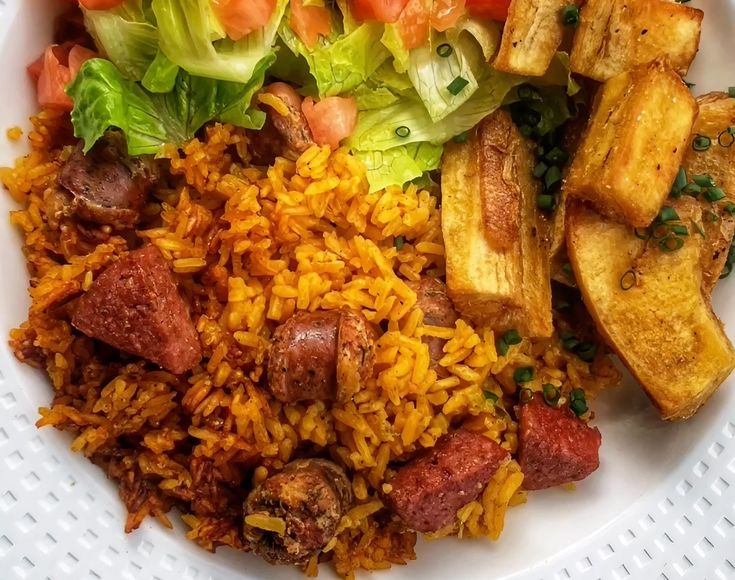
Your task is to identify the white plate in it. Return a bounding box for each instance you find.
[0,1,734,579]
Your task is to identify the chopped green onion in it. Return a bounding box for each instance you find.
[562,262,573,277]
[483,391,499,403]
[671,224,689,236]
[690,219,705,237]
[545,147,569,165]
[705,187,726,202]
[503,329,522,346]
[519,125,534,138]
[670,167,687,197]
[537,194,555,210]
[651,223,671,240]
[634,227,651,240]
[724,203,735,214]
[436,43,453,58]
[729,87,735,98]
[570,388,585,401]
[394,236,405,250]
[718,129,735,148]
[544,165,563,189]
[521,110,542,127]
[658,206,680,223]
[659,235,685,253]
[517,85,540,102]
[447,76,470,96]
[562,335,580,351]
[684,183,701,195]
[620,269,637,291]
[496,338,509,357]
[542,384,561,406]
[561,4,580,26]
[570,398,589,416]
[692,135,712,151]
[534,161,549,178]
[453,131,468,143]
[514,366,534,383]
[692,174,714,187]
[576,342,597,362]
[395,126,410,138]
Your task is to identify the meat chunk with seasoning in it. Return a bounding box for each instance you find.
[384,430,509,533]
[267,309,375,403]
[409,277,459,369]
[244,459,352,565]
[71,246,202,374]
[517,393,602,490]
[249,83,315,164]
[57,132,158,229]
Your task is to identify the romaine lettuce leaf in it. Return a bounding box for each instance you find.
[83,0,159,81]
[68,58,271,155]
[355,142,443,193]
[152,0,287,83]
[142,50,180,93]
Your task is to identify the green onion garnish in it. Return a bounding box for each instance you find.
[705,187,726,202]
[659,235,685,253]
[436,43,453,58]
[658,206,680,223]
[671,224,689,236]
[691,219,705,237]
[517,85,540,102]
[503,329,522,346]
[620,269,637,291]
[684,183,701,195]
[725,203,735,214]
[514,366,534,383]
[561,4,580,26]
[542,384,560,405]
[693,135,712,151]
[692,174,714,187]
[576,342,597,362]
[496,338,509,357]
[395,126,410,138]
[544,147,568,165]
[729,87,735,98]
[534,161,549,178]
[570,398,589,416]
[453,131,468,143]
[670,167,688,197]
[562,262,573,277]
[394,236,405,250]
[483,391,499,403]
[447,76,469,96]
[537,194,555,210]
[544,165,562,189]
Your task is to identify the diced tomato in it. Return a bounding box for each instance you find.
[465,0,512,21]
[79,0,124,9]
[302,96,358,150]
[210,0,276,41]
[431,0,465,31]
[351,0,409,23]
[397,0,430,50]
[35,43,95,111]
[289,0,331,48]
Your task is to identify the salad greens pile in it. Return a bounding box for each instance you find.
[69,0,574,190]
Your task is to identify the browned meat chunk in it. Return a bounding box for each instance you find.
[518,394,601,490]
[268,309,375,403]
[71,246,202,374]
[58,132,158,229]
[385,430,509,533]
[249,83,315,164]
[244,459,352,565]
[408,278,458,368]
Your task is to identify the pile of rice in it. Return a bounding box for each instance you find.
[1,110,621,578]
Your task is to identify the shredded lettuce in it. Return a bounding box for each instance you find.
[83,0,159,81]
[68,58,270,155]
[151,0,288,83]
[355,142,442,193]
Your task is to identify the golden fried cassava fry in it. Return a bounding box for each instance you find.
[567,199,735,420]
[570,0,702,81]
[565,60,697,228]
[442,110,553,338]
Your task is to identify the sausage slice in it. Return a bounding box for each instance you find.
[71,246,202,374]
[244,459,352,565]
[408,278,459,368]
[517,394,601,490]
[385,430,509,533]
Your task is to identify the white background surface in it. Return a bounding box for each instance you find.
[0,1,733,579]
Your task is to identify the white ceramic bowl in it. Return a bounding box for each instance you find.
[0,1,734,578]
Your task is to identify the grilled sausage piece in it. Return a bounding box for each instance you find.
[517,394,601,490]
[71,246,202,374]
[267,309,375,403]
[408,278,459,368]
[58,132,158,229]
[244,459,352,565]
[385,430,509,533]
[249,83,315,164]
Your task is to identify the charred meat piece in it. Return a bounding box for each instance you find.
[267,309,375,403]
[244,459,352,565]
[71,246,202,374]
[408,278,458,369]
[517,394,601,490]
[249,83,315,164]
[58,132,158,229]
[384,430,509,533]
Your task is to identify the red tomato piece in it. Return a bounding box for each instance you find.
[465,0,512,21]
[79,0,124,9]
[397,0,430,50]
[35,43,96,111]
[351,0,409,23]
[431,0,465,31]
[301,96,358,150]
[289,0,332,48]
[210,0,276,41]
[67,45,96,77]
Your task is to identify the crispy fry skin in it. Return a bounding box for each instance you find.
[494,0,577,77]
[681,92,735,294]
[442,110,553,338]
[567,199,735,421]
[570,0,703,81]
[565,60,697,228]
